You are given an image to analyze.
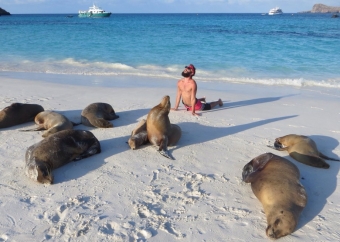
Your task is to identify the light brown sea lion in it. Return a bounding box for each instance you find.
[268,134,340,169]
[81,102,119,128]
[25,129,101,184]
[0,103,44,129]
[20,111,76,137]
[242,153,307,239]
[146,96,182,159]
[128,119,149,150]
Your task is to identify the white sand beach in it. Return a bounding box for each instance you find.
[0,72,340,241]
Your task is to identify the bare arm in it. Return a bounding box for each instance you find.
[172,82,182,110]
[190,81,198,116]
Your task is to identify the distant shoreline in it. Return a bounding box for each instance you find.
[299,4,340,13]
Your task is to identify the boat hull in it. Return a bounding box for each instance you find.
[78,12,111,18]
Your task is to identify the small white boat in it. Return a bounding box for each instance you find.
[268,7,283,15]
[78,4,111,18]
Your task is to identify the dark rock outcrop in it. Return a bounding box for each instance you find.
[0,7,11,15]
[299,4,340,13]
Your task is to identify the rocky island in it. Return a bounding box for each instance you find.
[300,4,340,13]
[0,7,11,15]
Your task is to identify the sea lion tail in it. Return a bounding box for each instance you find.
[19,127,45,132]
[319,152,340,161]
[71,122,81,126]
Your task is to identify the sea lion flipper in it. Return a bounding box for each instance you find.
[319,152,340,161]
[267,145,278,150]
[290,152,330,169]
[91,118,113,128]
[19,125,45,132]
[158,150,174,160]
[242,153,274,183]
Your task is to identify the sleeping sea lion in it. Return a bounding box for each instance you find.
[242,153,307,239]
[0,103,44,129]
[20,111,76,137]
[25,129,101,184]
[268,134,340,169]
[81,102,119,128]
[146,95,181,159]
[128,119,149,150]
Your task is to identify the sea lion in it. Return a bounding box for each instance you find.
[242,153,307,239]
[0,103,44,129]
[268,134,340,169]
[128,119,149,150]
[25,129,101,184]
[20,111,75,137]
[146,95,182,159]
[81,102,119,128]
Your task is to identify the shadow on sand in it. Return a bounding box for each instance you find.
[202,95,297,113]
[175,115,298,149]
[54,134,130,184]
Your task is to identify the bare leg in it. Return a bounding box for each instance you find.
[209,99,223,109]
[198,97,206,103]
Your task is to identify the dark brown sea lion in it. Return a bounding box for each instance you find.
[128,119,149,150]
[20,111,75,137]
[268,134,340,169]
[81,102,119,128]
[25,129,101,184]
[0,103,44,129]
[146,96,181,159]
[242,153,307,239]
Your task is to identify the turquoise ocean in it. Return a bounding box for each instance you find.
[0,13,339,88]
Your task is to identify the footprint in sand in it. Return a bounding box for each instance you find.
[43,196,104,239]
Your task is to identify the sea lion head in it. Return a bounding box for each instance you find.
[103,104,119,120]
[26,161,53,184]
[266,210,296,239]
[274,134,311,150]
[128,131,148,150]
[160,95,171,112]
[274,138,286,149]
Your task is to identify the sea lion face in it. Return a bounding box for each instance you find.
[266,211,296,239]
[105,105,119,120]
[26,162,53,184]
[274,134,306,149]
[128,131,148,150]
[274,138,287,149]
[159,96,171,113]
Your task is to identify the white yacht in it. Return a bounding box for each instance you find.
[268,7,283,15]
[78,4,111,18]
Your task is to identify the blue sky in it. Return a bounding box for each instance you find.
[0,0,339,14]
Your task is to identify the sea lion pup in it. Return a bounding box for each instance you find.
[81,102,119,128]
[269,134,340,169]
[20,111,76,137]
[146,95,182,159]
[0,103,44,129]
[128,119,149,150]
[25,129,101,184]
[242,153,307,239]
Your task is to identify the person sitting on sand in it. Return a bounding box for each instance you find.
[171,64,223,116]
